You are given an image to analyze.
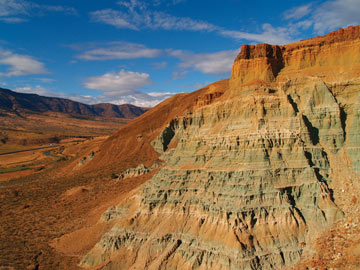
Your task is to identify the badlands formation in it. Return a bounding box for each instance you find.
[79,26,360,269]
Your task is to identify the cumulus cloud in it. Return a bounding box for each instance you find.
[73,42,162,60]
[83,69,152,96]
[0,0,77,23]
[104,92,175,107]
[82,69,176,106]
[0,48,48,77]
[169,49,240,74]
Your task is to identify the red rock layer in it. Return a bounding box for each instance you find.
[231,26,360,85]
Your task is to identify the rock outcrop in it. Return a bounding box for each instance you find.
[117,163,161,180]
[80,26,360,270]
[231,26,360,85]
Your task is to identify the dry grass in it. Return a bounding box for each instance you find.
[0,108,148,269]
[0,145,156,269]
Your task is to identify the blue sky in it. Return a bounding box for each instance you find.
[0,0,359,106]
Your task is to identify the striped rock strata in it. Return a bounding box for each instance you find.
[80,26,360,270]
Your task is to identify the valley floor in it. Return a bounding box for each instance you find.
[0,150,153,269]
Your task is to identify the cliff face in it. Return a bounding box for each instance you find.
[79,26,360,269]
[231,26,360,85]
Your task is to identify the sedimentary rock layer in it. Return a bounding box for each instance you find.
[231,26,360,85]
[80,26,360,270]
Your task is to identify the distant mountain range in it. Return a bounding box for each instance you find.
[0,87,148,119]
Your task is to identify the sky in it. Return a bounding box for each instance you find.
[0,0,359,107]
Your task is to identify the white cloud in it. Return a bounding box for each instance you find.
[0,0,77,23]
[220,24,295,45]
[83,69,152,96]
[0,48,48,77]
[0,16,26,23]
[313,0,360,34]
[295,20,313,30]
[0,0,28,17]
[91,1,294,45]
[283,0,360,35]
[40,5,77,15]
[13,85,101,104]
[90,9,138,30]
[169,49,240,74]
[75,92,175,107]
[70,41,241,77]
[82,68,175,106]
[90,0,360,47]
[92,0,360,46]
[90,1,217,32]
[107,92,175,107]
[147,91,174,97]
[14,84,50,95]
[283,3,313,20]
[75,42,162,60]
[146,11,217,31]
[17,87,102,104]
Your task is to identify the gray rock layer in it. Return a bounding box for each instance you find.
[81,77,360,270]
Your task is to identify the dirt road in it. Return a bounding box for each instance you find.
[0,145,60,156]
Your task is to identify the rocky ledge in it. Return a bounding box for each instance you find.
[232,26,360,85]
